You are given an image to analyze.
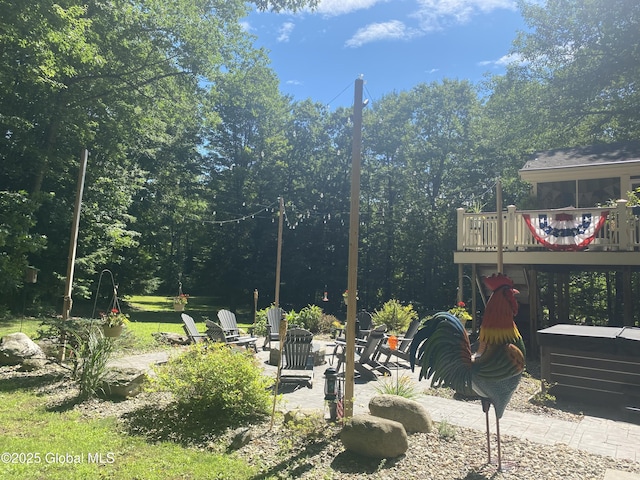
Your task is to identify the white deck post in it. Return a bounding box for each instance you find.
[457,208,465,251]
[507,205,516,251]
[617,199,630,250]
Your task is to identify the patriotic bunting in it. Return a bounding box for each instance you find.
[522,211,609,251]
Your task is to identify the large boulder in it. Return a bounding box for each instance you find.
[369,394,433,434]
[340,414,408,458]
[0,333,46,370]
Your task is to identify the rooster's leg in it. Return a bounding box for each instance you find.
[495,411,502,471]
[481,398,491,465]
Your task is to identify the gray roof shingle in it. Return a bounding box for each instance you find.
[521,141,640,171]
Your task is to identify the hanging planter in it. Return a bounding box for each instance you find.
[173,303,185,312]
[342,290,358,306]
[100,308,129,337]
[173,292,188,311]
[102,325,123,337]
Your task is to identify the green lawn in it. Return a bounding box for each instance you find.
[0,298,267,479]
[0,387,254,479]
[0,295,254,350]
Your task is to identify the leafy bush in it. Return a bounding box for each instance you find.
[149,343,273,422]
[318,313,339,334]
[253,307,270,337]
[296,304,323,333]
[285,309,301,328]
[372,299,418,333]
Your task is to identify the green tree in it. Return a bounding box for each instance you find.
[514,0,640,142]
[0,0,316,307]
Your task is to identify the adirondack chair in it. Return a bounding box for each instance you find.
[204,320,258,351]
[215,310,258,352]
[263,306,284,350]
[278,327,314,389]
[181,314,209,344]
[334,310,374,344]
[356,310,374,340]
[334,324,390,381]
[376,318,422,366]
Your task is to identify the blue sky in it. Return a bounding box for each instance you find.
[244,0,528,108]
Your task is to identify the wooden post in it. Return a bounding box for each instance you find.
[274,197,284,308]
[253,289,259,328]
[496,178,503,274]
[529,268,539,355]
[344,76,364,419]
[270,317,288,429]
[471,264,478,335]
[60,149,89,360]
[624,267,633,326]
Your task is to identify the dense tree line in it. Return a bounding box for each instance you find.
[0,0,638,319]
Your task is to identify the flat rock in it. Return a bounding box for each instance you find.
[152,332,190,345]
[102,366,148,398]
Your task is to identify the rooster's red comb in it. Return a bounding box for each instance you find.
[483,273,514,291]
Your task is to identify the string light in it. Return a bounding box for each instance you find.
[186,193,384,231]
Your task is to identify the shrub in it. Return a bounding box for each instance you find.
[297,305,323,333]
[285,309,302,328]
[253,308,269,337]
[148,343,273,422]
[372,299,418,333]
[318,314,339,334]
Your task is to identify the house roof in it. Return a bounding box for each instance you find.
[521,141,640,171]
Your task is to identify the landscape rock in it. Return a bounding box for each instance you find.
[340,414,408,458]
[0,332,46,369]
[101,366,148,398]
[283,408,322,425]
[228,427,253,451]
[368,394,434,433]
[152,332,190,346]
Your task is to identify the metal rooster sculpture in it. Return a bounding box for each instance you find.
[410,273,526,470]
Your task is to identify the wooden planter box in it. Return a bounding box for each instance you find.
[538,324,640,418]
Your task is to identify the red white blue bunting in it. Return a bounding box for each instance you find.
[522,211,609,251]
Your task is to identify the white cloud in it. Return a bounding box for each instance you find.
[239,21,252,32]
[277,22,295,42]
[413,0,517,31]
[315,0,386,17]
[332,1,517,48]
[478,52,525,68]
[345,20,421,47]
[286,79,303,85]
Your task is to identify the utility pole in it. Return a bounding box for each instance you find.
[496,178,503,274]
[344,76,364,418]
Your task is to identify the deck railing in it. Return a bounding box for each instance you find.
[456,199,640,252]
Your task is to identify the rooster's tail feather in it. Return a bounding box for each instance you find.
[409,312,473,393]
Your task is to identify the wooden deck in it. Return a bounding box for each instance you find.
[454,199,640,267]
